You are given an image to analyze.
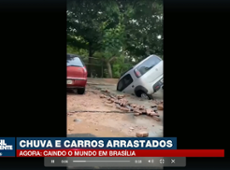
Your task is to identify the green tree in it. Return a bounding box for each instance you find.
[67,0,163,78]
[67,0,105,73]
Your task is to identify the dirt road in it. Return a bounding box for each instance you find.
[67,79,163,137]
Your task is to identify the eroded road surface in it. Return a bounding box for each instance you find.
[67,79,163,137]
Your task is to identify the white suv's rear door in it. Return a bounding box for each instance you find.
[135,55,163,83]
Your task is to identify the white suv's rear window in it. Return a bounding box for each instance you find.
[136,56,161,76]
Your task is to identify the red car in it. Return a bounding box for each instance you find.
[67,54,87,94]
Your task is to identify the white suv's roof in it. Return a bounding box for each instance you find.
[119,54,162,79]
[133,54,162,69]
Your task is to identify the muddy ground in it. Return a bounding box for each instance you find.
[67,78,163,137]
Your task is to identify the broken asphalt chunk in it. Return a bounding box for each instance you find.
[119,107,129,112]
[157,104,163,110]
[136,131,149,137]
[104,102,113,107]
[134,113,140,116]
[129,127,134,130]
[115,104,121,109]
[99,94,106,98]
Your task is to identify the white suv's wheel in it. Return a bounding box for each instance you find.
[141,92,151,100]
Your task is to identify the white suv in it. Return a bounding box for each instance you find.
[117,55,163,99]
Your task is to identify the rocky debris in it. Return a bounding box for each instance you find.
[126,105,133,111]
[157,104,163,110]
[106,100,113,104]
[129,127,134,130]
[101,89,109,93]
[136,131,149,137]
[115,104,121,109]
[146,109,159,116]
[67,88,163,121]
[139,106,145,110]
[117,95,125,99]
[154,100,163,105]
[130,103,137,108]
[98,90,162,118]
[90,90,98,94]
[100,94,107,98]
[133,108,142,114]
[134,112,141,116]
[153,116,161,122]
[67,113,73,116]
[119,107,130,112]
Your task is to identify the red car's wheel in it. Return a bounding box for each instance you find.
[77,88,85,94]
